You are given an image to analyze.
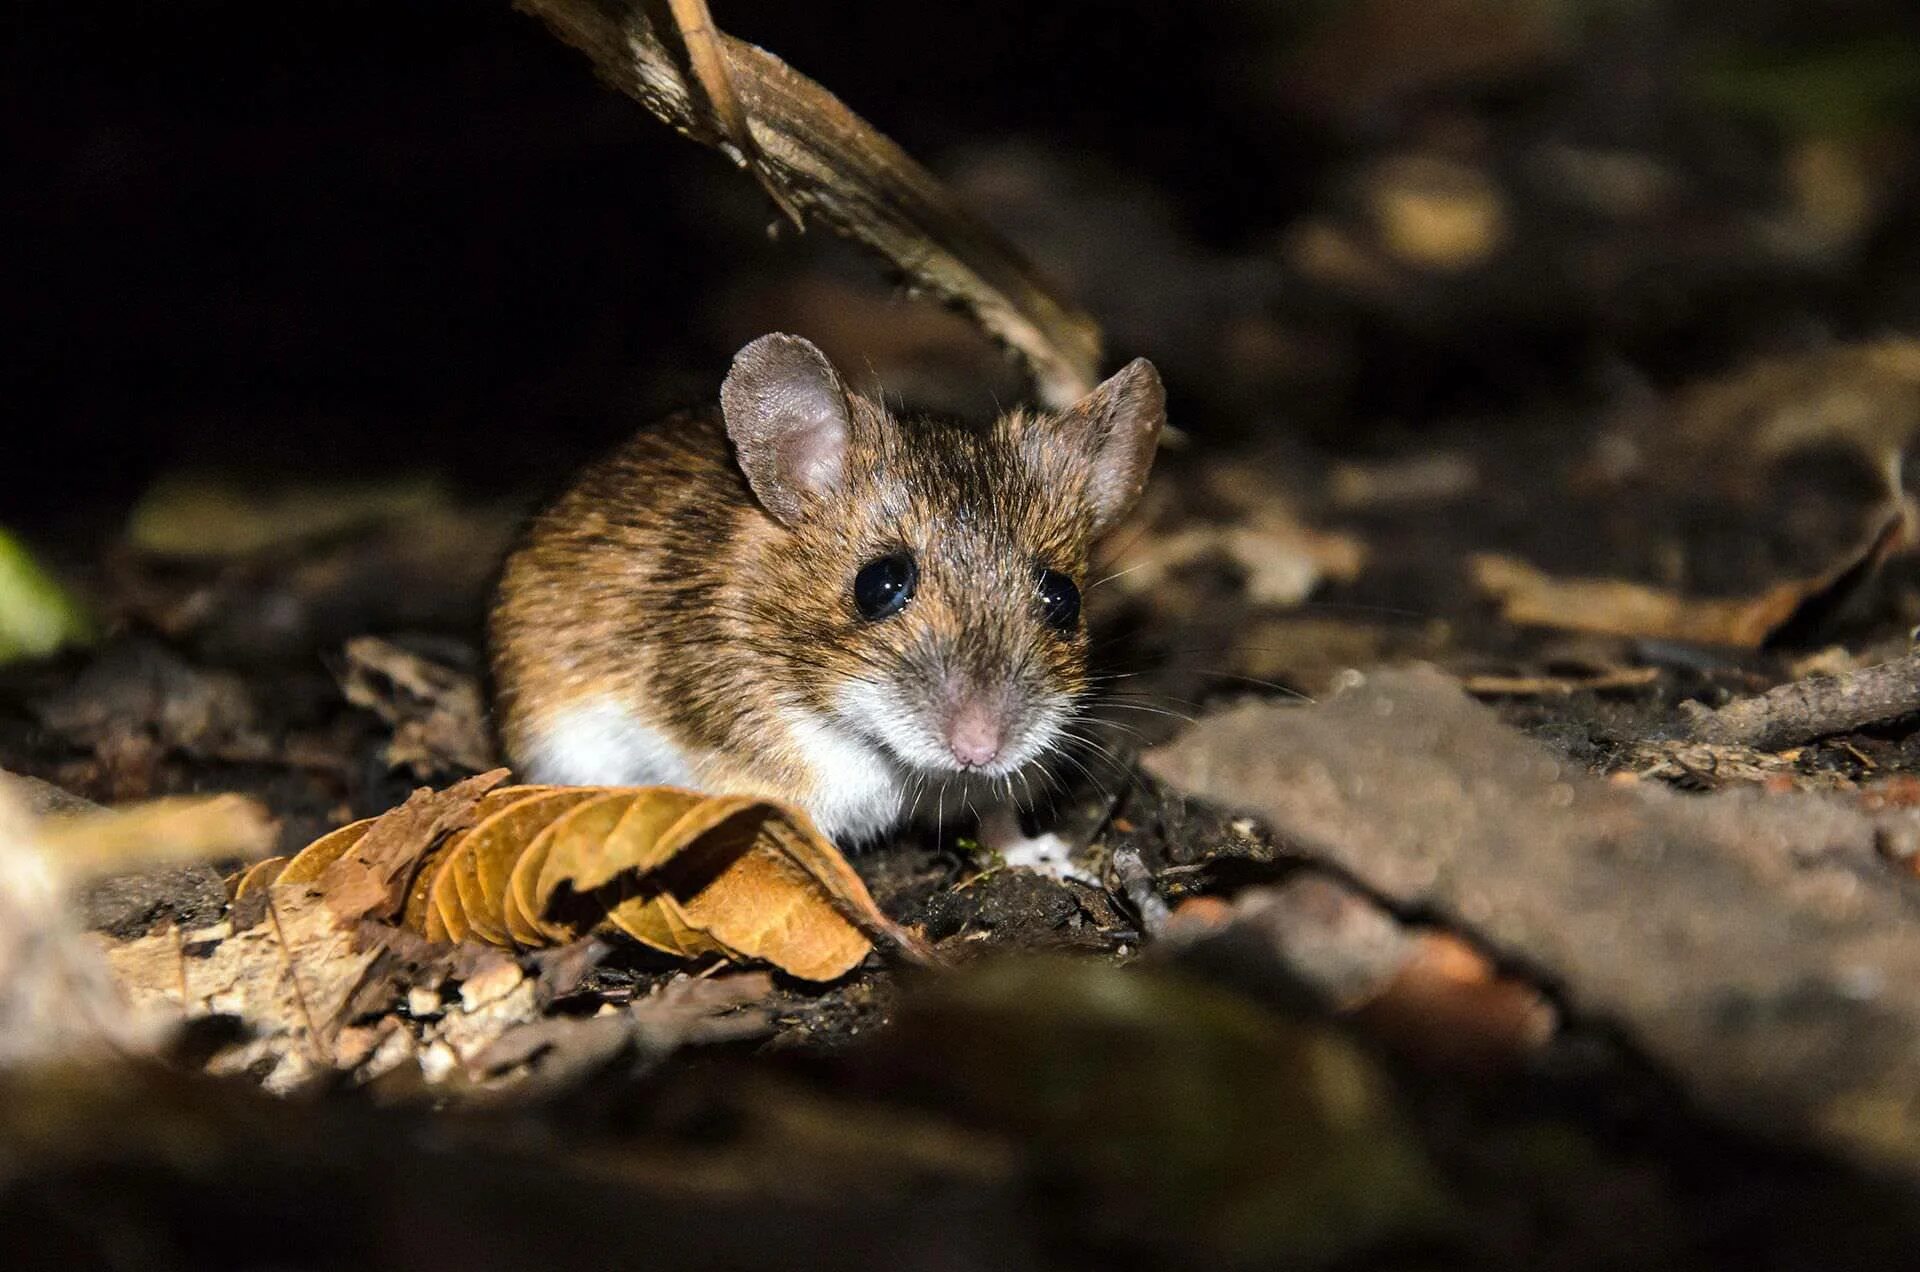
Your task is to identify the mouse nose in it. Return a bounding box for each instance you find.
[945,699,1004,768]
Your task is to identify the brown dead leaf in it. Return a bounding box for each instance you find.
[339,636,497,778]
[1365,155,1507,272]
[1329,452,1478,509]
[1113,461,1366,609]
[1663,337,1920,477]
[313,770,509,924]
[1461,666,1660,698]
[1470,502,1912,648]
[272,781,924,982]
[497,787,893,981]
[230,855,288,900]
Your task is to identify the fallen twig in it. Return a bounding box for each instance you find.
[516,0,1102,407]
[1109,843,1170,940]
[1680,648,1920,750]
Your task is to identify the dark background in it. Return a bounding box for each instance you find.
[13,15,1920,1264]
[10,0,1920,527]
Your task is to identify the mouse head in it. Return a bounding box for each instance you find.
[721,333,1164,781]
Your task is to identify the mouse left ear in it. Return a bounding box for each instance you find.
[721,333,855,526]
[1056,358,1166,535]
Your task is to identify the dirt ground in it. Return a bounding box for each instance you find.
[11,1,1920,1269]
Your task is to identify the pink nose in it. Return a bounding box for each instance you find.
[946,700,1003,768]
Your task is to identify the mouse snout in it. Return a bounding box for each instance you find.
[944,697,1005,769]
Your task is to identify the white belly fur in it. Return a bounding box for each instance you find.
[523,697,907,843]
[522,699,696,788]
[781,709,906,843]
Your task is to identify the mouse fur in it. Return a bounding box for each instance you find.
[489,333,1164,842]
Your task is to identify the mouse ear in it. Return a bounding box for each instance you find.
[721,333,854,525]
[1056,358,1166,535]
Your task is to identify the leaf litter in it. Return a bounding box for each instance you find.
[16,3,1920,1267]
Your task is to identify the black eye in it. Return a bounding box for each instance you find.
[1036,567,1081,631]
[853,551,917,621]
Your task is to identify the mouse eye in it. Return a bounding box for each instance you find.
[853,551,918,621]
[1036,567,1081,631]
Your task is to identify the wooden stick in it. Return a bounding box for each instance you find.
[1680,648,1920,750]
[517,0,1104,408]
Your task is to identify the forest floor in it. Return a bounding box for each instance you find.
[11,359,1920,1268]
[11,2,1920,1267]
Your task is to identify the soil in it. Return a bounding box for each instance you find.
[11,1,1920,1268]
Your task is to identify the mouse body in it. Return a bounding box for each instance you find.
[489,333,1164,843]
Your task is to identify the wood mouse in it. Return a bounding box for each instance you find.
[488,333,1164,855]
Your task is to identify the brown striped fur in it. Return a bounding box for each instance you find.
[488,335,1163,840]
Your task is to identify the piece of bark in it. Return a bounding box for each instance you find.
[515,0,1102,408]
[1681,648,1920,751]
[0,769,98,817]
[77,864,229,940]
[1146,667,1920,1177]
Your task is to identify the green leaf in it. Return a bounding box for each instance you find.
[0,528,93,665]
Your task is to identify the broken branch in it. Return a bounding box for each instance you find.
[1681,647,1920,750]
[517,0,1103,407]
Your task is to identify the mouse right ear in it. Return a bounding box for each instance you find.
[1055,357,1167,537]
[721,333,854,526]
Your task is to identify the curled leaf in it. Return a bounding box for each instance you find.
[274,781,925,982]
[314,770,510,924]
[1469,501,1913,649]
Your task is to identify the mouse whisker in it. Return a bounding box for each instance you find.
[1083,560,1153,592]
[1051,728,1137,782]
[1088,699,1198,724]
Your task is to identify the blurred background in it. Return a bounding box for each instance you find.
[12,0,1920,531]
[13,11,1920,1266]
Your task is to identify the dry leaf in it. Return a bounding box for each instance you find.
[1113,462,1366,609]
[1470,503,1912,648]
[267,781,924,982]
[339,636,496,777]
[1461,666,1660,697]
[1365,154,1507,271]
[102,888,380,1092]
[1664,337,1920,476]
[313,770,509,924]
